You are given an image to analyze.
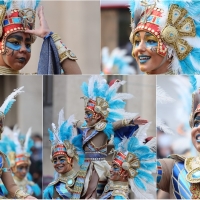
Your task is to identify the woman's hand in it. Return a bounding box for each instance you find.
[25,6,51,38]
[131,116,148,125]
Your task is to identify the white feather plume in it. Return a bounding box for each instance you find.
[128,179,155,199]
[145,137,157,153]
[13,130,22,154]
[58,109,65,128]
[157,117,174,135]
[111,93,133,101]
[106,80,126,96]
[24,127,32,153]
[156,85,174,104]
[135,122,151,143]
[0,86,24,114]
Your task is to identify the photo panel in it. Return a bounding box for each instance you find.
[43,75,156,199]
[157,75,200,199]
[0,75,43,198]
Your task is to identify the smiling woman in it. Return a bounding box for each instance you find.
[129,0,200,75]
[0,0,81,75]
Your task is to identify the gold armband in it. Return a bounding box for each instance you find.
[15,189,30,199]
[51,33,77,63]
[122,119,132,126]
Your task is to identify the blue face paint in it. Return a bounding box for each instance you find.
[145,40,158,48]
[17,166,28,172]
[53,157,66,164]
[5,41,31,53]
[85,113,93,119]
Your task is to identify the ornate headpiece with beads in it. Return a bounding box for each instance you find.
[111,123,156,199]
[129,0,200,74]
[0,0,40,54]
[48,109,84,165]
[81,75,138,137]
[2,125,33,167]
[0,86,24,136]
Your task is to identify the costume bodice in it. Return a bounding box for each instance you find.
[55,182,72,199]
[82,128,107,160]
[172,161,191,199]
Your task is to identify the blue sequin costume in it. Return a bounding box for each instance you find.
[157,154,200,199]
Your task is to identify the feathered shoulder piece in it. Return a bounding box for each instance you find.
[48,109,84,165]
[112,123,156,199]
[0,86,24,116]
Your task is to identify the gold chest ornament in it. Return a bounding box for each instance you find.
[185,156,200,199]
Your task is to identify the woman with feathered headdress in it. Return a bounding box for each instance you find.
[0,0,81,75]
[129,0,200,75]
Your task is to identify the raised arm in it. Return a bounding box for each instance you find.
[113,117,148,130]
[25,6,81,75]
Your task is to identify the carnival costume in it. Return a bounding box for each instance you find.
[0,87,34,199]
[100,123,156,199]
[71,76,140,199]
[157,82,200,199]
[43,109,84,199]
[0,0,77,75]
[129,0,200,74]
[0,126,41,198]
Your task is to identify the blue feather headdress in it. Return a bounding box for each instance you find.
[1,125,33,167]
[48,109,84,165]
[0,87,24,135]
[102,47,136,75]
[111,123,156,199]
[81,75,138,139]
[129,0,200,74]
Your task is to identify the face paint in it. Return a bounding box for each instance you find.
[6,35,31,53]
[134,33,158,49]
[85,112,93,119]
[53,156,67,164]
[194,116,200,127]
[17,165,29,172]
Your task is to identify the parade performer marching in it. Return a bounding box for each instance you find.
[0,0,81,74]
[100,123,156,199]
[129,0,200,75]
[72,76,148,199]
[0,87,36,199]
[43,109,85,199]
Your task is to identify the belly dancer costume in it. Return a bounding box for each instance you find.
[43,110,84,199]
[157,89,200,199]
[0,87,36,199]
[0,126,41,198]
[0,0,77,75]
[129,0,200,74]
[100,123,156,199]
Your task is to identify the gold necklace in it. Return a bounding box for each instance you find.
[0,66,19,74]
